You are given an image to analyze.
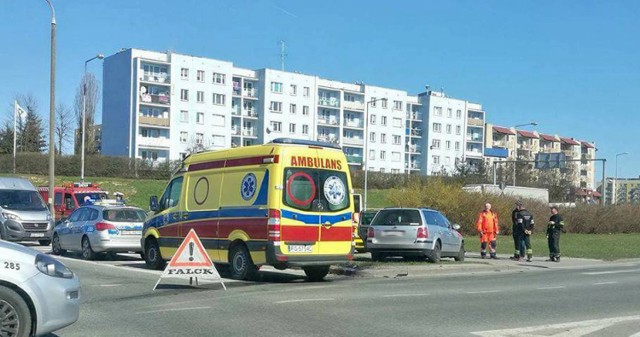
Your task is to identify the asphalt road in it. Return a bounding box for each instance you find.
[25,245,640,337]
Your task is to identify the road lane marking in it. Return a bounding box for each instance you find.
[593,281,618,285]
[466,290,500,294]
[536,286,565,290]
[274,298,334,304]
[97,284,122,287]
[54,255,162,275]
[472,314,640,336]
[136,306,212,314]
[582,268,640,275]
[382,293,429,298]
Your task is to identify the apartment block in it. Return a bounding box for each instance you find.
[603,177,640,204]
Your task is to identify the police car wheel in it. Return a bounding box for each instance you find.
[428,241,441,263]
[144,239,166,270]
[81,236,96,260]
[303,266,330,282]
[0,285,32,337]
[52,234,66,255]
[230,245,257,281]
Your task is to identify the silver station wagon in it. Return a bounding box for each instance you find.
[366,208,465,263]
[51,205,147,260]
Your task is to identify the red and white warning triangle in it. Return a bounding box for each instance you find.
[153,229,226,290]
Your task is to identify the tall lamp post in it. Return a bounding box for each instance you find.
[512,122,537,186]
[44,0,56,214]
[81,54,104,182]
[363,97,386,211]
[613,152,628,204]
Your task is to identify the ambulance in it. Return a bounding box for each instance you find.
[141,138,355,281]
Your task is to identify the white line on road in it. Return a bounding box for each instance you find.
[472,314,640,336]
[54,255,162,275]
[593,281,618,285]
[466,290,500,294]
[274,298,335,304]
[96,284,122,287]
[582,268,640,275]
[382,293,429,298]
[536,286,566,290]
[136,306,212,315]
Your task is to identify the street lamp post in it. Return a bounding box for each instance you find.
[363,97,386,211]
[613,152,629,204]
[44,0,56,214]
[81,54,104,182]
[512,122,537,186]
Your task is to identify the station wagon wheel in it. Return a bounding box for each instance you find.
[0,285,32,337]
[229,245,257,281]
[51,234,65,256]
[454,242,465,262]
[81,236,96,260]
[144,238,166,270]
[303,266,330,282]
[428,241,441,263]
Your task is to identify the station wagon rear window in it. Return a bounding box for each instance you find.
[283,168,350,212]
[371,209,422,226]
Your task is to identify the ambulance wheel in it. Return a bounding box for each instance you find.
[0,285,32,337]
[81,236,96,261]
[454,243,465,262]
[303,266,330,282]
[229,245,257,281]
[144,238,166,270]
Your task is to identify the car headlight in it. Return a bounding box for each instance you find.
[2,212,21,221]
[35,254,74,279]
[46,213,53,221]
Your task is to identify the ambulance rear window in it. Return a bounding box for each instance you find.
[283,168,350,212]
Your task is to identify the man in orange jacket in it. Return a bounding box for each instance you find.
[477,202,499,259]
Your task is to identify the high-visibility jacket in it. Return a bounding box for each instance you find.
[477,210,499,234]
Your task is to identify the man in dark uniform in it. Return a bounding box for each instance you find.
[513,201,535,262]
[510,201,526,260]
[547,206,565,262]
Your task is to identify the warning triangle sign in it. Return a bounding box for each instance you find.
[153,229,226,290]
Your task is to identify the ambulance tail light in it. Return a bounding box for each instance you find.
[95,222,116,231]
[417,227,428,239]
[267,209,281,241]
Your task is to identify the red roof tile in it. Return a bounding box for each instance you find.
[540,134,559,142]
[560,137,580,146]
[493,126,515,135]
[517,130,538,139]
[581,141,595,149]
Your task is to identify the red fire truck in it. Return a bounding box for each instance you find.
[38,182,109,221]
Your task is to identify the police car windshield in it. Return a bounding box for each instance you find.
[283,168,350,212]
[0,190,47,211]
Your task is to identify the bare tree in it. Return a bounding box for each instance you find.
[55,103,73,155]
[74,73,100,155]
[185,135,211,154]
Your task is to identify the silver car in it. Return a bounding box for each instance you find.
[52,205,146,260]
[0,177,54,246]
[0,240,80,336]
[366,208,465,263]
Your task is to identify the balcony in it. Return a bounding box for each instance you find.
[318,97,340,108]
[343,101,364,111]
[243,109,258,118]
[138,137,170,148]
[466,135,483,143]
[342,137,364,146]
[140,93,170,106]
[243,127,258,138]
[406,145,421,154]
[467,118,484,126]
[140,74,171,85]
[139,116,170,127]
[231,107,241,116]
[407,128,422,137]
[243,88,258,98]
[231,127,241,135]
[406,112,423,121]
[346,155,363,164]
[343,120,363,129]
[318,118,339,126]
[317,135,339,143]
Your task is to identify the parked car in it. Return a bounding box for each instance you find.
[0,177,54,246]
[357,209,379,249]
[0,240,79,337]
[52,204,146,260]
[366,208,464,263]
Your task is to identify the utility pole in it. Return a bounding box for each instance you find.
[45,0,56,214]
[280,40,286,71]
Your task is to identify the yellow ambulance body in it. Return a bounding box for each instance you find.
[141,138,355,281]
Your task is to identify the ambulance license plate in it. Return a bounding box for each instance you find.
[289,245,312,253]
[30,233,45,238]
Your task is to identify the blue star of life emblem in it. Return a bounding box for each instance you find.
[241,173,257,201]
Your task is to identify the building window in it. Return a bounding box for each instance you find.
[290,104,297,114]
[393,100,402,110]
[180,131,188,143]
[196,112,204,124]
[433,123,442,133]
[456,109,462,118]
[213,73,225,84]
[456,125,461,135]
[270,81,283,93]
[369,132,376,143]
[197,91,204,103]
[447,108,452,118]
[289,123,296,133]
[181,68,189,80]
[213,93,225,105]
[446,124,452,134]
[455,141,460,151]
[369,150,375,159]
[197,70,205,82]
[445,156,451,165]
[180,110,189,123]
[371,97,377,107]
[434,106,442,116]
[212,135,225,146]
[290,84,297,95]
[180,89,189,101]
[392,152,401,162]
[393,117,402,128]
[303,87,310,97]
[380,151,386,160]
[381,99,388,109]
[270,101,282,112]
[393,135,401,145]
[381,116,387,126]
[212,114,225,126]
[446,140,451,150]
[303,105,309,115]
[433,155,440,164]
[370,114,376,124]
[381,133,387,144]
[432,139,441,149]
[302,125,309,134]
[196,133,204,145]
[270,121,282,132]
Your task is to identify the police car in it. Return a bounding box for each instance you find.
[0,240,80,336]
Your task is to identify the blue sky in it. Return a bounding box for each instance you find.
[0,0,638,178]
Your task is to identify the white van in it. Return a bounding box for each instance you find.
[0,177,54,246]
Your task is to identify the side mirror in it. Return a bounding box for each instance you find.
[452,224,461,231]
[149,196,159,212]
